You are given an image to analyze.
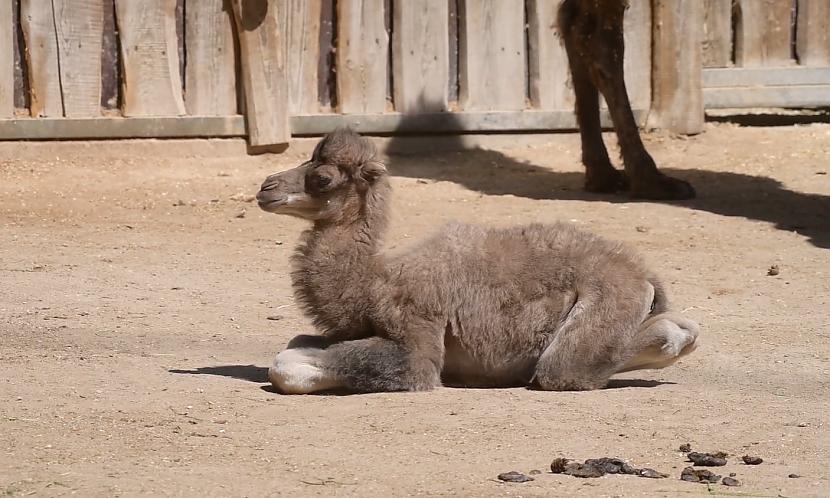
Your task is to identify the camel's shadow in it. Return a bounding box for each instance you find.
[375,99,828,249]
[169,365,674,393]
[383,139,830,249]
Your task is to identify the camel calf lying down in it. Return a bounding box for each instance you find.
[256,129,699,394]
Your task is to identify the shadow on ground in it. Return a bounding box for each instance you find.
[170,366,674,392]
[382,110,830,249]
[170,365,269,383]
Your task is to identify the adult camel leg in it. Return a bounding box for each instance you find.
[559,0,695,199]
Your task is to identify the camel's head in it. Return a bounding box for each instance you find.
[256,128,388,221]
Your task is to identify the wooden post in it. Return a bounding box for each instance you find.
[337,0,388,114]
[702,0,732,67]
[391,0,449,113]
[284,0,322,115]
[53,0,104,117]
[114,0,186,116]
[734,0,793,67]
[185,0,238,116]
[649,0,704,134]
[796,0,830,66]
[20,0,64,117]
[231,0,291,146]
[458,0,525,111]
[0,0,13,117]
[526,0,572,111]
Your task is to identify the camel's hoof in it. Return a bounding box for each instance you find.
[630,174,695,200]
[584,169,630,194]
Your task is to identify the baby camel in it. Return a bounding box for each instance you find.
[256,129,699,394]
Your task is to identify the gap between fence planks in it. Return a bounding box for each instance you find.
[337,0,388,114]
[20,0,63,117]
[734,0,793,67]
[0,1,13,117]
[796,0,830,66]
[649,0,703,134]
[459,0,525,111]
[54,0,104,118]
[185,0,238,116]
[283,0,322,115]
[231,0,291,146]
[392,0,449,113]
[114,0,185,117]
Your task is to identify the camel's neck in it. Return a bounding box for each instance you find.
[291,181,390,337]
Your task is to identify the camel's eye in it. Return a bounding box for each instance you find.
[649,297,656,314]
[306,171,333,193]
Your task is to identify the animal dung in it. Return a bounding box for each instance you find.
[686,451,728,466]
[721,476,741,486]
[742,455,763,465]
[788,473,801,478]
[550,457,667,479]
[497,471,534,483]
[767,264,780,276]
[680,467,721,484]
[678,443,692,453]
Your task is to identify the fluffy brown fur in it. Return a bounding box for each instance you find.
[256,129,699,394]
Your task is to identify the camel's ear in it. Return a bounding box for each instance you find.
[360,160,387,183]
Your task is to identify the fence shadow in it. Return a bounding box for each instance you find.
[383,105,830,249]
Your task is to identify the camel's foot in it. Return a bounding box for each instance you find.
[629,173,696,200]
[584,166,630,194]
[618,313,700,372]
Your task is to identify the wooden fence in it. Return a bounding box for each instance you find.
[0,0,827,147]
[702,0,830,108]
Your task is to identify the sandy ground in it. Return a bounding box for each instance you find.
[1,123,829,497]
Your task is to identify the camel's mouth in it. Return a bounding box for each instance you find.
[256,189,323,218]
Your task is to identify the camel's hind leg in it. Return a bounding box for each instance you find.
[532,284,699,391]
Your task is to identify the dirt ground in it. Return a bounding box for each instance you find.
[1,123,829,497]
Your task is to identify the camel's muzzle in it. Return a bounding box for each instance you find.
[257,163,323,218]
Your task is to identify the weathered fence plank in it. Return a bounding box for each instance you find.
[649,0,703,134]
[54,0,104,117]
[703,67,830,87]
[391,0,449,113]
[337,0,388,114]
[704,84,830,109]
[796,0,830,67]
[231,0,291,145]
[527,0,571,110]
[114,0,186,116]
[459,0,525,111]
[622,0,651,111]
[20,0,64,117]
[284,0,322,114]
[185,0,238,116]
[702,0,732,67]
[735,0,793,67]
[0,1,13,117]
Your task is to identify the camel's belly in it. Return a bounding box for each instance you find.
[441,328,537,388]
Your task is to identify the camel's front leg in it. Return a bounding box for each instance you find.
[270,324,444,394]
[559,0,695,200]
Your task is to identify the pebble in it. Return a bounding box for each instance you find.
[742,455,763,465]
[497,471,534,483]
